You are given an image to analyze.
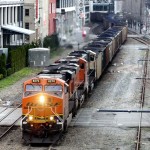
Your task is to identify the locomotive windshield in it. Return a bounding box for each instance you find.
[24,84,42,97]
[26,84,42,91]
[45,85,62,97]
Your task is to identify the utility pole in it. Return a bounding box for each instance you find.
[41,0,44,47]
[140,0,142,34]
[39,0,44,47]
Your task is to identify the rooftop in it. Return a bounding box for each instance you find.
[0,0,24,5]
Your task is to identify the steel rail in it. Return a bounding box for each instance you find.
[135,37,149,150]
[125,34,149,149]
[0,116,21,140]
[48,144,57,150]
[0,103,22,123]
[0,107,8,114]
[97,109,150,113]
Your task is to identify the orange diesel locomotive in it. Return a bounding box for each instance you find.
[21,53,93,143]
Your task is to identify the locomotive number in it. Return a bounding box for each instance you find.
[47,79,56,83]
[32,79,40,83]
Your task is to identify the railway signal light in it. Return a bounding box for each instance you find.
[82,30,86,37]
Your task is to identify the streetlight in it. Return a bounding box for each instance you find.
[38,0,44,47]
[140,0,142,34]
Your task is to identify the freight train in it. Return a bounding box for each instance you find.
[21,25,128,144]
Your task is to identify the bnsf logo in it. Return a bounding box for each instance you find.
[23,101,61,109]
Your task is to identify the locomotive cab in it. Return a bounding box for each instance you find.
[22,76,70,143]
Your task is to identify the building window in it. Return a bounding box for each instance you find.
[86,13,89,19]
[85,6,89,12]
[104,5,108,11]
[56,0,60,8]
[93,5,103,11]
[25,22,29,29]
[25,9,29,16]
[25,35,30,42]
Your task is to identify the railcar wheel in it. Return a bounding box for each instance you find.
[22,139,29,146]
[72,106,77,117]
[84,89,88,100]
[63,120,68,133]
[79,94,85,108]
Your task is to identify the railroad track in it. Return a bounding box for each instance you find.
[0,107,8,114]
[25,133,63,150]
[128,29,150,45]
[48,143,57,150]
[0,103,22,140]
[0,116,21,140]
[133,36,149,150]
[95,34,150,149]
[26,142,58,150]
[0,103,21,123]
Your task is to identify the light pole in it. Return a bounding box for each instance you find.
[39,0,44,47]
[41,0,44,47]
[140,0,142,34]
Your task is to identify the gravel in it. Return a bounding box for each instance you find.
[0,37,148,150]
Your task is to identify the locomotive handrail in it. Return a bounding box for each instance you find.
[50,107,63,122]
[21,106,33,122]
[22,106,64,123]
[87,69,95,76]
[69,81,84,99]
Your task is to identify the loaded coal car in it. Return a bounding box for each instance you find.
[98,34,116,57]
[84,42,110,71]
[92,38,113,62]
[83,45,106,76]
[100,31,120,53]
[21,25,128,144]
[100,26,128,50]
[88,41,112,64]
[111,26,128,44]
[105,29,121,48]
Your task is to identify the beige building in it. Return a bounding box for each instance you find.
[23,0,36,43]
[23,0,49,45]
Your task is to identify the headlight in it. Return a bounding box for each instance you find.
[50,116,54,121]
[28,115,33,121]
[39,95,45,104]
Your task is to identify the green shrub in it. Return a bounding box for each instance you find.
[0,53,6,68]
[7,68,14,76]
[0,74,3,80]
[9,47,27,72]
[0,67,7,77]
[43,34,59,50]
